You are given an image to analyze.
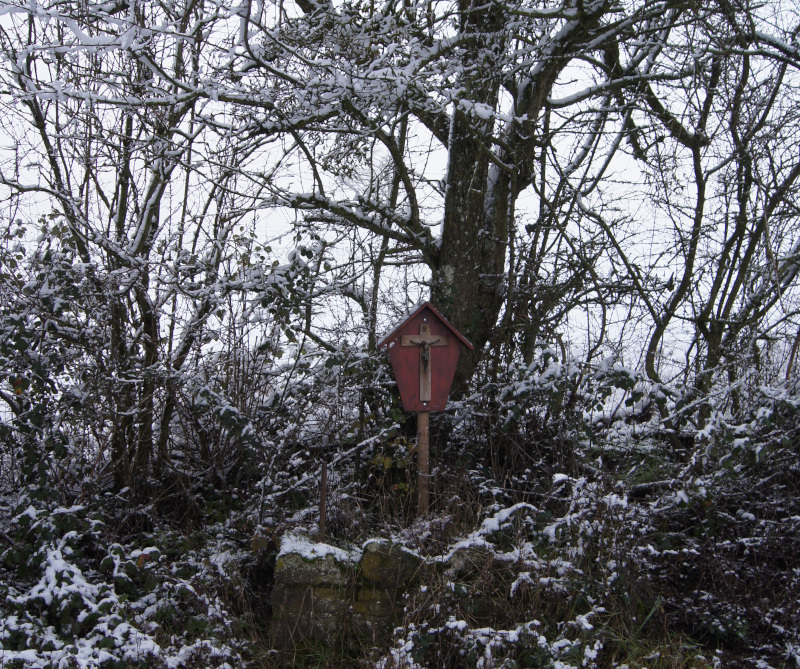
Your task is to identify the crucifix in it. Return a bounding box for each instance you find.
[400,321,448,514]
[400,323,449,404]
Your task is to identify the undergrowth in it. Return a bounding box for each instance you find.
[1,359,799,667]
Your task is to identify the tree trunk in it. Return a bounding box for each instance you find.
[432,0,508,396]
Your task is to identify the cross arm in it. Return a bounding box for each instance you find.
[400,334,449,347]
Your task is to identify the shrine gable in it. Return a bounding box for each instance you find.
[378,302,473,412]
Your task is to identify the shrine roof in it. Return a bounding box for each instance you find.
[378,301,474,350]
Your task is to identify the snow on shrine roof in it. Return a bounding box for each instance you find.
[378,301,474,350]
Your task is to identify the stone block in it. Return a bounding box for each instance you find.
[274,551,351,587]
[446,545,494,578]
[360,540,422,588]
[271,584,352,650]
[353,585,397,618]
[271,614,348,650]
[349,613,394,647]
[272,584,350,617]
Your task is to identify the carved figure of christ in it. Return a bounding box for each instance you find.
[400,323,450,403]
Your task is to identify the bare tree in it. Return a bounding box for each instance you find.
[0,0,798,488]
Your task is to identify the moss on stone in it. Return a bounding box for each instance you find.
[360,540,422,587]
[274,551,351,587]
[353,586,396,617]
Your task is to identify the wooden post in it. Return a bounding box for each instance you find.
[319,461,328,540]
[417,411,430,515]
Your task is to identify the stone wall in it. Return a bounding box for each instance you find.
[270,538,423,652]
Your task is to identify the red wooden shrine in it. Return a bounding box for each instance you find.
[378,302,474,412]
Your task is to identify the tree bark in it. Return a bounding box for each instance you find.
[431,0,507,395]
